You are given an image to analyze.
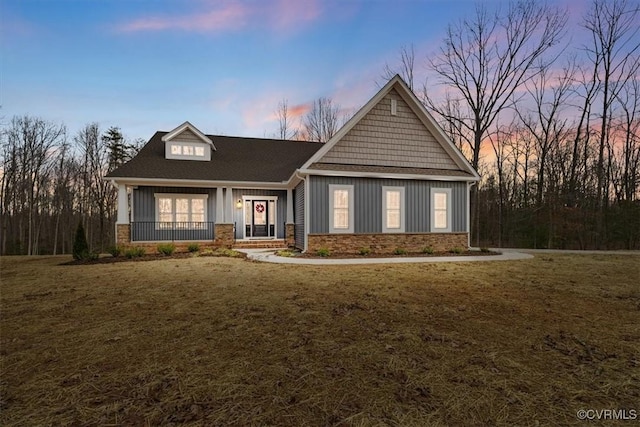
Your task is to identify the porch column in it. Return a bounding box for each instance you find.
[216,187,224,223]
[115,183,131,245]
[116,183,129,224]
[285,188,295,247]
[224,187,234,223]
[286,188,294,223]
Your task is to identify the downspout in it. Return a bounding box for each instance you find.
[294,170,308,253]
[467,181,476,249]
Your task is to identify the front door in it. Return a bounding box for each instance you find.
[252,200,268,237]
[244,199,277,238]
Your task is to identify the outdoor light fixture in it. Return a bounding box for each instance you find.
[236,199,243,209]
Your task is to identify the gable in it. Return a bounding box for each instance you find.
[317,88,458,170]
[171,128,203,143]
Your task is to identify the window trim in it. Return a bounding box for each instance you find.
[154,193,208,228]
[166,142,210,161]
[329,184,354,233]
[430,188,452,232]
[382,186,405,233]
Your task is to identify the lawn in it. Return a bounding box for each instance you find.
[1,253,638,426]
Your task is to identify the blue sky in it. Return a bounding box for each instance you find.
[2,0,584,142]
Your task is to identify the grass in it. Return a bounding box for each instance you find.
[1,253,639,426]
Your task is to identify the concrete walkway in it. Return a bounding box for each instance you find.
[238,248,534,265]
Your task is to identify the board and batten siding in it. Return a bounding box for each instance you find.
[318,89,459,170]
[231,189,287,239]
[132,186,217,223]
[308,176,467,234]
[294,181,305,250]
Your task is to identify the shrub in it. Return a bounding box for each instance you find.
[358,247,371,256]
[422,246,435,255]
[480,247,491,253]
[125,247,145,259]
[72,221,90,260]
[449,247,463,254]
[276,249,294,257]
[393,247,407,255]
[157,243,176,256]
[187,243,200,253]
[107,245,124,257]
[316,248,330,257]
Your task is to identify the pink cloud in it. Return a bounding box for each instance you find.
[117,3,248,33]
[116,0,322,34]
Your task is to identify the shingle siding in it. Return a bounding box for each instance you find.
[318,89,459,170]
[308,176,467,234]
[171,128,202,143]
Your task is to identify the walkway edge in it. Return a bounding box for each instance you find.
[238,249,534,265]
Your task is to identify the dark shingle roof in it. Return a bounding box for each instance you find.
[106,132,323,183]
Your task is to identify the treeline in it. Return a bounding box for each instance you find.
[0,117,140,255]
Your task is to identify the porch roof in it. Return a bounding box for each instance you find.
[106,132,323,183]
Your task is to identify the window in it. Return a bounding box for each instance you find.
[431,188,451,232]
[382,187,405,232]
[167,142,210,160]
[155,194,208,229]
[329,185,354,233]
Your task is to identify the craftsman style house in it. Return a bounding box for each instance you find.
[106,76,479,253]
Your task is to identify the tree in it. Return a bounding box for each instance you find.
[275,99,299,140]
[302,97,341,142]
[72,220,89,260]
[381,44,416,90]
[102,126,134,172]
[423,0,567,244]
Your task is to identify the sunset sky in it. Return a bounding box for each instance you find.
[2,0,588,142]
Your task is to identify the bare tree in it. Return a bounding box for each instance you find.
[275,99,299,140]
[583,0,640,210]
[302,97,341,143]
[424,0,567,171]
[381,44,416,90]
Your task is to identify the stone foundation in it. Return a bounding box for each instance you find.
[116,224,131,245]
[285,223,295,247]
[307,232,468,254]
[214,223,235,248]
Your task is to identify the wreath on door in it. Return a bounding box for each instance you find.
[255,203,265,213]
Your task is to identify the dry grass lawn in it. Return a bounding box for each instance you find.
[1,253,639,426]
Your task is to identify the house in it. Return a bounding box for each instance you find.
[106,76,480,254]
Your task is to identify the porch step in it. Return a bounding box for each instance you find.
[233,240,287,249]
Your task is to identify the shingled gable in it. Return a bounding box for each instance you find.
[300,75,480,181]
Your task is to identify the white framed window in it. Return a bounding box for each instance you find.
[430,188,451,232]
[329,184,354,233]
[166,142,210,161]
[155,193,208,229]
[382,186,405,232]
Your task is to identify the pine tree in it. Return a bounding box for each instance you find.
[72,221,89,260]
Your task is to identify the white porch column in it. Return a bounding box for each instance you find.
[116,184,129,224]
[286,188,294,223]
[216,187,224,223]
[224,187,234,223]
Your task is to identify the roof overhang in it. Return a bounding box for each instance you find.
[297,168,479,182]
[107,177,291,190]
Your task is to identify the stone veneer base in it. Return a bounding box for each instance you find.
[307,232,468,254]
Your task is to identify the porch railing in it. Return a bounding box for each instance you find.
[131,222,215,242]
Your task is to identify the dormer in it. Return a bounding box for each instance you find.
[162,121,215,161]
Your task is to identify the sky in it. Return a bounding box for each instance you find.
[2,0,587,143]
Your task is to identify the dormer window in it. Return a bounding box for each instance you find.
[163,121,215,162]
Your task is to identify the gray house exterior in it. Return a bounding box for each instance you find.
[106,76,479,253]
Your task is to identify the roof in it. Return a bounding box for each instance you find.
[106,132,322,183]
